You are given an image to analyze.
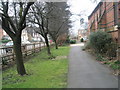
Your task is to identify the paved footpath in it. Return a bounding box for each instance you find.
[67,43,118,88]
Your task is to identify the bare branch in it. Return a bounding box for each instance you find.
[2,13,17,33]
[19,2,34,30]
[2,16,16,39]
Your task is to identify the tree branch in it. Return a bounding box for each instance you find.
[13,2,19,28]
[2,13,17,33]
[2,16,16,39]
[19,2,34,30]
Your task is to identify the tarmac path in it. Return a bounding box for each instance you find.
[67,43,118,88]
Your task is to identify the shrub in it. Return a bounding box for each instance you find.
[105,42,118,57]
[96,54,106,61]
[65,36,70,44]
[70,40,76,44]
[80,38,84,42]
[2,58,8,65]
[89,31,112,53]
[108,60,120,70]
[1,36,11,43]
[1,40,11,43]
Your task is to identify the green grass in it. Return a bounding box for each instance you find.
[2,46,70,88]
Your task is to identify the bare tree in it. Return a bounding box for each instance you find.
[28,2,53,55]
[0,1,34,75]
[48,2,71,49]
[29,2,71,51]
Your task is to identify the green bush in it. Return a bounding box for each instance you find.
[96,54,106,61]
[65,36,70,44]
[1,40,11,43]
[108,60,120,70]
[105,42,118,57]
[89,31,112,53]
[70,40,76,44]
[2,58,8,65]
[80,38,84,42]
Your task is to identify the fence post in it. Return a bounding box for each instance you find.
[25,45,27,57]
[44,42,46,48]
[39,43,41,51]
[22,45,24,58]
[34,43,35,53]
[12,47,15,61]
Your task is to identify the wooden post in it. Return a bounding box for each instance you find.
[34,43,35,53]
[25,45,27,57]
[12,46,15,61]
[39,43,41,51]
[44,42,45,48]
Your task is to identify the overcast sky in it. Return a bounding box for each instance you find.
[67,0,100,35]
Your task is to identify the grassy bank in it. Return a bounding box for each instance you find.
[2,46,70,88]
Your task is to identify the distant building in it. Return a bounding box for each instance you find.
[0,26,44,42]
[0,20,3,40]
[88,1,120,41]
[0,17,43,42]
[22,27,44,42]
[27,27,44,42]
[78,29,88,41]
[0,20,9,40]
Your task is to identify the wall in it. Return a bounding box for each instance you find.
[88,1,120,40]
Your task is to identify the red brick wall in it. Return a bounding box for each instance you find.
[105,2,115,31]
[88,1,120,40]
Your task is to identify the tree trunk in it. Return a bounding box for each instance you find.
[44,36,51,55]
[55,40,58,49]
[13,36,26,75]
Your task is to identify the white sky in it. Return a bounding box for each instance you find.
[67,0,100,35]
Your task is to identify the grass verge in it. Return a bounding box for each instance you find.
[2,46,70,88]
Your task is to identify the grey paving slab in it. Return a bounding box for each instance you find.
[67,43,118,88]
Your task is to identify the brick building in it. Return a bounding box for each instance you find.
[88,1,120,41]
[0,22,9,40]
[0,21,7,40]
[78,29,88,41]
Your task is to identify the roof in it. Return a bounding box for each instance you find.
[88,1,103,20]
